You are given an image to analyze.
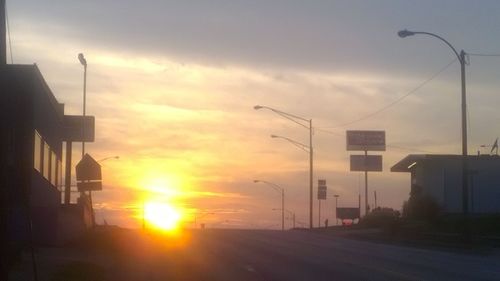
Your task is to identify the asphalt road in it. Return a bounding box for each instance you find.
[10,228,500,280]
[112,229,500,281]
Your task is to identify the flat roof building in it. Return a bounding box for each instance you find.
[391,154,500,214]
[0,64,95,246]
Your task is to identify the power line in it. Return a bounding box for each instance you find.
[468,53,500,57]
[319,58,457,129]
[6,1,13,63]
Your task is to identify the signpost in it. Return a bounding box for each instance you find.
[317,179,327,227]
[336,207,361,220]
[76,154,102,192]
[346,130,385,216]
[350,155,382,172]
[346,130,385,151]
[75,154,102,227]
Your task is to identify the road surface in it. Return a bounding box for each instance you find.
[116,229,500,280]
[10,229,500,280]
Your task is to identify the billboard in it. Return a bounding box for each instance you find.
[317,185,327,200]
[336,207,360,220]
[346,130,385,151]
[317,179,327,200]
[63,115,95,142]
[350,155,383,172]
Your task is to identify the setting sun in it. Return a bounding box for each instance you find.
[144,202,182,231]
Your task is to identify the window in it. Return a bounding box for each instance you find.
[57,158,63,191]
[43,142,50,180]
[51,151,57,186]
[34,131,42,172]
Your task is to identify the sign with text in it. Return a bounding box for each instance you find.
[346,130,385,151]
[350,155,383,172]
[318,179,327,200]
[317,185,327,200]
[336,207,360,220]
[63,115,95,142]
[76,154,102,192]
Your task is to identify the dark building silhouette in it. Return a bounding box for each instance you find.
[392,154,500,214]
[0,0,95,263]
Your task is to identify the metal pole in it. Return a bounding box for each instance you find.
[142,200,145,231]
[460,50,468,216]
[309,119,313,229]
[364,150,368,216]
[334,196,338,225]
[318,199,321,227]
[64,142,72,204]
[82,63,86,158]
[281,189,284,231]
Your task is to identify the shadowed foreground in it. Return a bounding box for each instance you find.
[10,228,500,281]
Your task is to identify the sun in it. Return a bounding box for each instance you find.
[144,201,182,231]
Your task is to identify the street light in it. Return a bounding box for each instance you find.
[270,134,310,153]
[253,180,285,231]
[194,212,215,229]
[333,194,339,225]
[398,30,469,216]
[97,156,120,163]
[272,208,295,229]
[78,52,95,226]
[78,53,87,158]
[254,105,314,229]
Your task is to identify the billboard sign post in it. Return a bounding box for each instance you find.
[346,130,385,217]
[317,179,327,227]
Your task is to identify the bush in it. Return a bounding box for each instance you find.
[402,185,440,222]
[360,207,401,231]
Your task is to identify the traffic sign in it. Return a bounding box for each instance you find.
[76,154,102,192]
[350,155,383,172]
[317,186,327,200]
[346,130,386,151]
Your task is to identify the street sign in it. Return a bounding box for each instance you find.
[346,130,385,151]
[336,207,360,220]
[350,155,383,172]
[317,185,327,200]
[63,115,95,142]
[317,179,327,200]
[76,154,102,192]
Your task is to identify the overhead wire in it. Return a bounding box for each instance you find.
[6,1,13,63]
[319,58,458,129]
[311,57,461,154]
[468,53,500,57]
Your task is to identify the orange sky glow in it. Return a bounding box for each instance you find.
[7,1,500,230]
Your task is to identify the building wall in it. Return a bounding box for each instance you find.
[1,65,65,245]
[414,157,500,214]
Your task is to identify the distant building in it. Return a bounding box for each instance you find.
[391,154,500,214]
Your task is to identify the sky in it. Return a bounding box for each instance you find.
[6,0,500,229]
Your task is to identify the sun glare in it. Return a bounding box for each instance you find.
[144,202,182,231]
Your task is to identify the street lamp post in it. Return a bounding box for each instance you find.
[78,53,95,226]
[398,30,469,216]
[97,156,120,163]
[254,105,313,229]
[78,53,87,158]
[333,194,339,225]
[254,180,285,231]
[272,208,295,229]
[194,212,215,229]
